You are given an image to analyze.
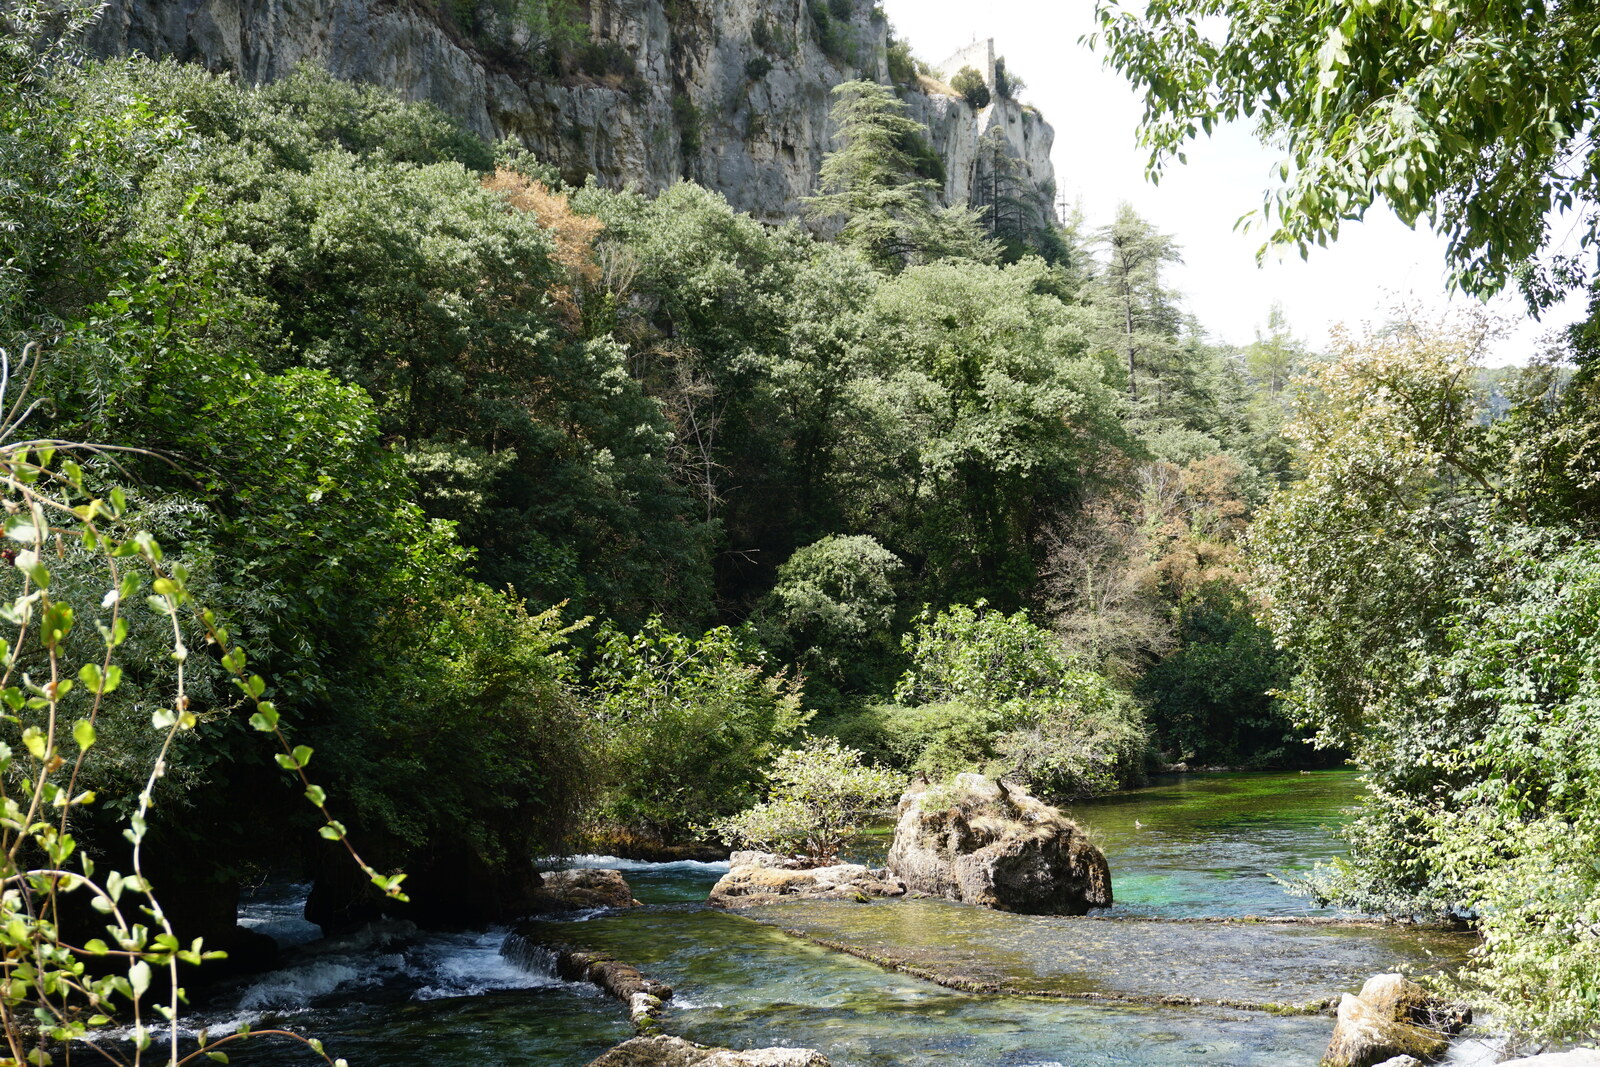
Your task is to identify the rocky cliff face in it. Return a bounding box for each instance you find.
[85,0,1055,223]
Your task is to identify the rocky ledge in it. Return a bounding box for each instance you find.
[708,851,904,909]
[1321,973,1470,1067]
[886,773,1112,915]
[587,1035,830,1066]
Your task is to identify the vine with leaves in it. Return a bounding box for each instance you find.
[0,343,401,1065]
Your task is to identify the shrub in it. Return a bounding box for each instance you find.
[993,57,1025,100]
[711,738,904,863]
[897,601,1075,711]
[751,16,793,56]
[590,618,810,840]
[886,39,916,86]
[891,603,1149,799]
[745,55,773,80]
[671,92,703,153]
[1137,583,1305,767]
[951,65,990,109]
[765,534,904,696]
[577,39,638,80]
[898,128,946,184]
[807,0,855,64]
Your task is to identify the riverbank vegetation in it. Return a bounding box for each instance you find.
[1095,0,1600,1042]
[3,32,1319,909]
[36,0,1600,1052]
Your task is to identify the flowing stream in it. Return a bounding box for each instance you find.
[188,771,1496,1065]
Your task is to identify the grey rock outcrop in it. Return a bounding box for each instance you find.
[886,773,1111,915]
[708,851,904,908]
[84,0,1054,224]
[1320,973,1470,1067]
[587,1035,830,1066]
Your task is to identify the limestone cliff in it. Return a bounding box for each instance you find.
[85,0,1055,223]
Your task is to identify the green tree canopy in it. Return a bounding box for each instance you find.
[1091,0,1600,307]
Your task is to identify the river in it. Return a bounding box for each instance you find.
[184,771,1498,1065]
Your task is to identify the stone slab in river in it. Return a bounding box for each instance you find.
[532,868,642,911]
[741,897,1476,1011]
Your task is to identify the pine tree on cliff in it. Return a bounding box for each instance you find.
[808,80,994,271]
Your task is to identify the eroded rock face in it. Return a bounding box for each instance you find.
[83,0,1054,225]
[708,853,904,908]
[531,868,642,911]
[1320,973,1470,1067]
[886,774,1111,915]
[586,1035,830,1066]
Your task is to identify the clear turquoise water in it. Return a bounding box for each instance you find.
[181,771,1481,1066]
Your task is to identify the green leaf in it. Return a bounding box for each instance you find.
[21,727,46,761]
[128,960,150,998]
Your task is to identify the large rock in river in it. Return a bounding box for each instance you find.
[886,774,1111,914]
[1321,973,1470,1067]
[587,1035,830,1066]
[529,868,641,912]
[708,851,905,908]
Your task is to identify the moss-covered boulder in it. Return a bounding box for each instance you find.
[886,774,1111,914]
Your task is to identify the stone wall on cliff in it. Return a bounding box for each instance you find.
[84,0,1056,224]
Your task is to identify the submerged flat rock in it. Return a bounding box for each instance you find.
[739,898,1475,1013]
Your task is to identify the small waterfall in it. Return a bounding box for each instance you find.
[500,932,562,978]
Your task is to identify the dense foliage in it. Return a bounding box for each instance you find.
[0,17,1322,1055]
[1089,0,1600,1037]
[1250,315,1600,1040]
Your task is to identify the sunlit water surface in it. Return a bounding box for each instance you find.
[173,772,1500,1066]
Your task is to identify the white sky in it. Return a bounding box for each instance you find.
[880,0,1587,364]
